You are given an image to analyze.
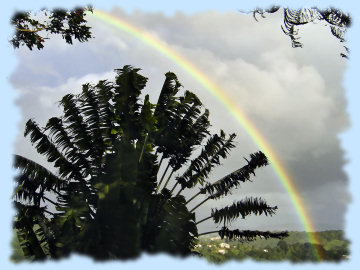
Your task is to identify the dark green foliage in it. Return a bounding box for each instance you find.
[177,130,235,190]
[201,151,269,198]
[218,228,288,242]
[13,155,64,202]
[211,197,278,224]
[254,6,351,58]
[13,66,284,261]
[13,202,50,260]
[142,190,198,255]
[152,73,210,172]
[10,6,93,50]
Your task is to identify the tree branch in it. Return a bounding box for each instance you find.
[16,27,46,33]
[195,216,212,225]
[42,196,62,208]
[138,133,148,163]
[155,162,170,193]
[190,197,210,213]
[161,169,174,191]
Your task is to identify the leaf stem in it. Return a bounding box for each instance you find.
[190,197,210,213]
[185,190,202,205]
[138,133,148,163]
[195,216,212,225]
[175,186,183,197]
[161,169,174,191]
[170,181,179,194]
[155,163,170,193]
[43,196,62,208]
[156,155,164,174]
[16,27,46,33]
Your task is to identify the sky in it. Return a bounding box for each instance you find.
[1,0,360,270]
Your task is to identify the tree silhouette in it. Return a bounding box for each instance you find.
[10,6,93,50]
[253,6,351,58]
[13,66,288,261]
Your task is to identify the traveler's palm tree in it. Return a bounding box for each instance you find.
[13,66,287,261]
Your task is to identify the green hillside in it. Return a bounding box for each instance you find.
[195,230,350,263]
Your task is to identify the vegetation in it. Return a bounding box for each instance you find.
[253,6,351,58]
[12,66,287,261]
[195,230,350,264]
[10,6,93,50]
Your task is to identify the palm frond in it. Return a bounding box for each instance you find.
[201,151,268,198]
[13,202,48,260]
[153,72,182,117]
[211,197,277,224]
[167,91,209,171]
[218,227,289,241]
[94,79,117,145]
[59,94,95,154]
[178,131,236,190]
[141,192,197,255]
[152,72,183,160]
[13,155,65,205]
[24,119,84,180]
[78,83,108,163]
[44,117,92,176]
[112,66,148,140]
[14,155,64,192]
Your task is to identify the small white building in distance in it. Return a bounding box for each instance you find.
[219,243,230,249]
[218,249,226,255]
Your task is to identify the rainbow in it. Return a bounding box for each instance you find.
[91,9,323,260]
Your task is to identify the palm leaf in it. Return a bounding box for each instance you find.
[178,131,236,190]
[112,66,147,141]
[78,83,108,164]
[13,202,48,260]
[45,117,92,176]
[201,151,268,198]
[59,94,95,154]
[24,119,84,180]
[211,197,278,224]
[218,227,289,241]
[14,155,64,193]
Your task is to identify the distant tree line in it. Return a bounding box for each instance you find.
[196,230,350,263]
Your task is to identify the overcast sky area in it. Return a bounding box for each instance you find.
[9,6,351,236]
